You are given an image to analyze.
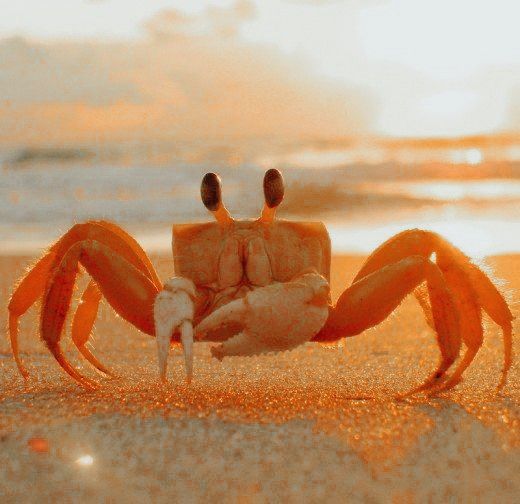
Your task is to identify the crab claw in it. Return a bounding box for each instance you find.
[196,272,330,359]
[180,321,194,383]
[154,277,196,382]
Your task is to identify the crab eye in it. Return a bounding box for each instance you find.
[201,172,222,211]
[263,169,284,208]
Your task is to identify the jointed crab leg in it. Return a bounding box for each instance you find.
[350,229,513,391]
[68,222,161,376]
[41,246,99,389]
[424,266,483,393]
[41,240,159,388]
[8,251,57,378]
[71,280,112,377]
[92,221,161,288]
[8,221,161,382]
[316,255,461,394]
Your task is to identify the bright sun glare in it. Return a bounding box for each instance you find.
[76,455,94,466]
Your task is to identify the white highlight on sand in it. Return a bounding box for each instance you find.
[75,455,94,466]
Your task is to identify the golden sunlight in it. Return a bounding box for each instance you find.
[1,3,520,502]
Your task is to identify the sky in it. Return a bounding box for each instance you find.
[0,0,519,141]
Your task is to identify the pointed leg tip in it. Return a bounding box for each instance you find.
[77,344,116,379]
[14,358,30,380]
[399,382,439,398]
[497,368,509,391]
[395,387,426,399]
[184,363,193,384]
[398,385,427,398]
[95,362,118,379]
[92,366,113,379]
[159,369,168,383]
[434,383,459,395]
[210,346,224,361]
[81,380,100,391]
[395,391,415,400]
[401,367,454,398]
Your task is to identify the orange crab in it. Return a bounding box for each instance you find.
[8,169,513,394]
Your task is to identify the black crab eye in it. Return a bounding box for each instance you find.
[201,172,222,211]
[263,169,284,208]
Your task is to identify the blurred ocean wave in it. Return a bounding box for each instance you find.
[4,147,95,166]
[1,147,519,257]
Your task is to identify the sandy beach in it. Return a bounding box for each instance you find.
[0,253,518,502]
[2,0,519,501]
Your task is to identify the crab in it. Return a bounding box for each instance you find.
[8,169,513,394]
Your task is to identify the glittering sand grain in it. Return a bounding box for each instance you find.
[0,254,519,502]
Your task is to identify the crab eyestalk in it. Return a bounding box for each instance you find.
[260,169,284,223]
[201,172,233,225]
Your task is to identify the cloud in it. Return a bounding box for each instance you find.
[508,88,520,130]
[144,1,256,41]
[283,0,386,4]
[497,67,520,131]
[0,8,374,147]
[0,37,142,107]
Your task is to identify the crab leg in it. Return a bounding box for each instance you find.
[316,256,461,395]
[7,251,57,378]
[67,222,161,376]
[92,220,161,288]
[71,280,114,377]
[413,283,435,329]
[8,221,161,380]
[41,240,159,388]
[350,229,513,390]
[180,321,194,382]
[41,246,98,389]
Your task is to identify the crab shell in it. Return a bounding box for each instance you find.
[174,221,330,284]
[172,219,331,330]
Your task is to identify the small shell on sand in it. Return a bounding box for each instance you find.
[27,437,49,453]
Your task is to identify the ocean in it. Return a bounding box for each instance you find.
[1,148,519,258]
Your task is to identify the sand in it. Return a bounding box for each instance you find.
[0,254,519,502]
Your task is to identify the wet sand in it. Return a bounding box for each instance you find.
[0,254,519,502]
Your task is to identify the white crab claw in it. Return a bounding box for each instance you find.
[154,277,196,382]
[199,272,330,360]
[180,321,194,383]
